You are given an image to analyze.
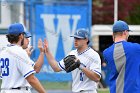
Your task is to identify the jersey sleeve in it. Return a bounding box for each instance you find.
[90,53,102,77]
[58,59,65,71]
[29,58,35,67]
[103,49,108,64]
[23,50,35,67]
[16,50,36,78]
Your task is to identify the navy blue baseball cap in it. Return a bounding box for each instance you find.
[24,31,32,38]
[70,28,89,39]
[8,23,26,35]
[113,20,131,32]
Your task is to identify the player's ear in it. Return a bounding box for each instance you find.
[112,34,115,42]
[123,30,128,35]
[19,33,24,40]
[85,38,88,44]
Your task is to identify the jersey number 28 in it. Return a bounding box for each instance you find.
[0,58,9,76]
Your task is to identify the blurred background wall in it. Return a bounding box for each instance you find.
[0,0,140,88]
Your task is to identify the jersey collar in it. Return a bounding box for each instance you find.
[7,44,21,47]
[77,47,90,55]
[114,40,127,44]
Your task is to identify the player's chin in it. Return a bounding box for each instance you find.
[74,44,78,48]
[22,45,26,49]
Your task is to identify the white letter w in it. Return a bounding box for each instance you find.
[41,14,81,56]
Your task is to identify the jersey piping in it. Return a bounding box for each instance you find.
[24,70,36,78]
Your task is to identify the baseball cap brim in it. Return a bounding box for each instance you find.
[24,31,32,38]
[127,30,132,32]
[70,35,85,39]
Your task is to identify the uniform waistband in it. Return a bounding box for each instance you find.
[2,87,30,91]
[79,90,96,93]
[11,87,29,90]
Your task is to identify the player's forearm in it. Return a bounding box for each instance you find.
[30,78,46,93]
[82,68,101,82]
[34,52,44,73]
[45,50,61,72]
[26,74,46,93]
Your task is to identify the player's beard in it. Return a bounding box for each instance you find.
[21,38,24,46]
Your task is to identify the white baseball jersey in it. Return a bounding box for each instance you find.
[0,44,36,89]
[58,47,101,92]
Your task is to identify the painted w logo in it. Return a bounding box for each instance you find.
[41,14,81,56]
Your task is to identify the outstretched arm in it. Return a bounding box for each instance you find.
[26,74,46,93]
[44,39,61,72]
[34,39,44,73]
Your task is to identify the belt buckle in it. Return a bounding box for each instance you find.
[25,87,28,90]
[80,90,84,92]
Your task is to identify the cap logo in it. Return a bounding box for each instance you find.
[70,28,89,39]
[85,32,88,38]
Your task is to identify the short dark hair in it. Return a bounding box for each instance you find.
[113,31,124,35]
[6,33,23,43]
[87,40,90,45]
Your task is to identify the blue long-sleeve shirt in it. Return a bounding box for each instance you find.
[103,41,140,93]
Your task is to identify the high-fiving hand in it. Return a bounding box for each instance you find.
[43,39,49,53]
[38,38,44,53]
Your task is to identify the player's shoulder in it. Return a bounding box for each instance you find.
[8,45,28,58]
[68,49,77,55]
[84,48,100,60]
[124,42,140,52]
[125,41,140,47]
[87,47,99,55]
[103,43,114,54]
[10,45,25,53]
[86,48,101,63]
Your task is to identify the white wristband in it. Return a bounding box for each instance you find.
[79,63,86,70]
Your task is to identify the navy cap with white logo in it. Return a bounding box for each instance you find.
[70,28,89,39]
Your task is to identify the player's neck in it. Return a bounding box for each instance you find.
[77,45,88,54]
[114,37,127,43]
[11,42,21,46]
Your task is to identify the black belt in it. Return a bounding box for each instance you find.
[11,87,29,90]
[80,90,93,92]
[80,90,85,92]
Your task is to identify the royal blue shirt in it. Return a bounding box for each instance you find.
[103,41,140,93]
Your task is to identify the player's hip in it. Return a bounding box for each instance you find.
[1,87,31,93]
[73,90,97,93]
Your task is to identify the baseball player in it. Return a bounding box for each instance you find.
[44,28,101,93]
[103,20,140,93]
[0,23,46,93]
[22,31,44,73]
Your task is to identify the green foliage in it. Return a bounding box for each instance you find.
[126,4,140,24]
[92,0,140,24]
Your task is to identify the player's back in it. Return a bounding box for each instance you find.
[0,45,35,89]
[103,41,140,93]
